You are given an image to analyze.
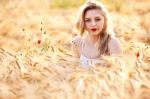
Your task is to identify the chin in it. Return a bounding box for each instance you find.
[89,32,100,36]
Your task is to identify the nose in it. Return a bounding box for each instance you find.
[91,20,96,26]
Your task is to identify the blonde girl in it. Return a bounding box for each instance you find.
[72,0,122,68]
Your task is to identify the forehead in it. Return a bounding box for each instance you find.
[84,9,104,18]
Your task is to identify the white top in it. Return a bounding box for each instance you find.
[80,54,104,68]
[72,35,122,68]
[79,37,104,68]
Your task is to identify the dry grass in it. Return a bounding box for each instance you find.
[0,0,150,99]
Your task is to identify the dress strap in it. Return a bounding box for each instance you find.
[81,37,85,54]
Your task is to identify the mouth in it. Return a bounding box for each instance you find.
[91,28,97,32]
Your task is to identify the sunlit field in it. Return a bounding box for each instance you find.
[0,0,150,99]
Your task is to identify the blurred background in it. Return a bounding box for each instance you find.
[0,0,150,99]
[0,0,149,53]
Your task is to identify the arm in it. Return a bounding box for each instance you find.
[108,37,122,56]
[71,36,82,57]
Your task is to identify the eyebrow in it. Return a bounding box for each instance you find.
[85,16,101,19]
[95,16,101,19]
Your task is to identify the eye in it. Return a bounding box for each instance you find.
[85,19,91,22]
[95,18,101,21]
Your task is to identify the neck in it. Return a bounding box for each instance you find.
[87,34,100,44]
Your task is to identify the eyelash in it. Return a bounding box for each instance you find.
[85,19,90,22]
[95,18,101,21]
[85,19,101,22]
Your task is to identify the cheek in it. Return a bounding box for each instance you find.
[85,23,90,29]
[98,22,105,30]
[98,21,104,26]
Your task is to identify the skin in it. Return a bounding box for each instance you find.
[72,9,122,58]
[84,9,104,43]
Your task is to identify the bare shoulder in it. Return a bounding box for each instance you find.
[109,36,120,45]
[72,35,82,47]
[71,35,83,57]
[108,36,122,55]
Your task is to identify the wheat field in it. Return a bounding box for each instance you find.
[0,0,150,99]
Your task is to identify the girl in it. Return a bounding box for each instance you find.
[72,0,122,68]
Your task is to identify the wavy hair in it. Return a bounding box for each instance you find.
[75,0,115,55]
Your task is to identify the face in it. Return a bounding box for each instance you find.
[84,9,105,36]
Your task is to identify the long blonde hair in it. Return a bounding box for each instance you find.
[75,0,114,55]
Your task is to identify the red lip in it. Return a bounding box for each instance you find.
[91,28,97,32]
